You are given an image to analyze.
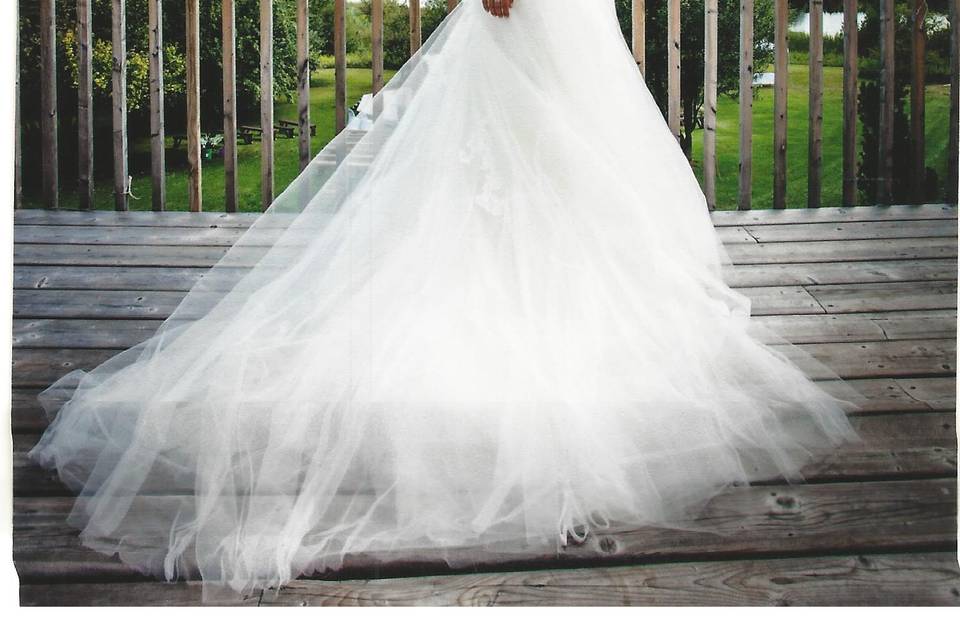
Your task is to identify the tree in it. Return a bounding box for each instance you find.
[614,0,776,160]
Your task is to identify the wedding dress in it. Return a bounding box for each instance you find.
[29,0,859,599]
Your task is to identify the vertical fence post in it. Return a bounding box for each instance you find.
[773,0,788,209]
[950,0,959,203]
[842,0,858,206]
[703,0,718,210]
[149,0,166,211]
[738,0,754,210]
[808,0,823,208]
[40,0,59,210]
[410,0,422,57]
[335,0,347,133]
[112,0,128,211]
[223,0,239,212]
[911,0,927,204]
[15,1,22,209]
[78,0,95,210]
[186,0,201,212]
[261,0,274,209]
[372,0,384,95]
[632,0,645,76]
[297,0,311,172]
[878,0,895,204]
[667,0,681,143]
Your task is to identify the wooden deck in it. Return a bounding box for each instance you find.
[11,204,960,606]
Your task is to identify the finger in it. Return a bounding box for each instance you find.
[482,0,490,13]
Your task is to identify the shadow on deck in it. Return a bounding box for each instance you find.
[11,204,960,606]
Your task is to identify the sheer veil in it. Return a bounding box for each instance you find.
[30,0,861,599]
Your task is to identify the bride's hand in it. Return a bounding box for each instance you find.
[482,0,514,17]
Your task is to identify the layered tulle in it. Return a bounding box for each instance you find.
[30,0,860,599]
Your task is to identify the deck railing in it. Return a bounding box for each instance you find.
[14,0,960,213]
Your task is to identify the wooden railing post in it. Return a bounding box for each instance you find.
[667,0,681,143]
[410,0,422,57]
[773,0,788,209]
[297,0,311,172]
[261,0,274,209]
[334,0,347,133]
[808,0,824,208]
[842,0,858,206]
[632,0,645,76]
[738,0,754,211]
[372,0,384,95]
[950,0,959,203]
[78,0,95,210]
[15,1,21,209]
[878,0,895,204]
[703,0,718,210]
[112,0,128,211]
[186,0,202,212]
[40,0,59,210]
[149,0,166,211]
[911,0,928,204]
[223,0,239,212]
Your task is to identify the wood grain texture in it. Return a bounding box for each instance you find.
[632,0,645,75]
[703,0,718,210]
[10,311,955,350]
[372,0,384,95]
[18,553,960,606]
[334,0,347,132]
[11,208,958,606]
[148,0,166,211]
[186,0,202,212]
[807,0,823,208]
[843,0,858,206]
[112,0,128,211]
[667,0,681,142]
[409,0,422,57]
[260,0,275,209]
[223,0,239,212]
[15,0,22,209]
[711,204,957,226]
[40,0,59,210]
[263,553,960,607]
[13,479,957,583]
[950,0,959,202]
[773,0,788,209]
[11,337,954,388]
[738,0,754,210]
[878,0,895,204]
[78,0,95,210]
[297,0,311,172]
[912,0,928,204]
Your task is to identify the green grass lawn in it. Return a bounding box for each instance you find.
[41,69,394,213]
[27,65,953,212]
[690,64,953,210]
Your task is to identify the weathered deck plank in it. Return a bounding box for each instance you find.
[12,338,953,388]
[11,206,958,606]
[13,310,955,350]
[14,259,957,292]
[12,281,956,322]
[13,479,957,583]
[19,552,960,606]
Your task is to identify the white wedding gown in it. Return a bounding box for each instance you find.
[30,0,859,599]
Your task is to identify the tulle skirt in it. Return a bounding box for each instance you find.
[30,0,860,599]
